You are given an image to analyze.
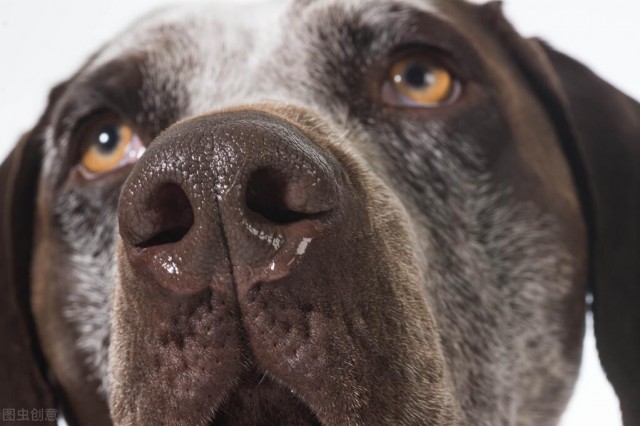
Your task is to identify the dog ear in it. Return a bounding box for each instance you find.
[0,83,67,420]
[538,44,640,425]
[0,131,54,415]
[479,2,640,423]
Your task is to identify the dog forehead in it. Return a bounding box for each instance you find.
[86,0,447,77]
[77,0,461,122]
[92,0,444,59]
[86,1,286,70]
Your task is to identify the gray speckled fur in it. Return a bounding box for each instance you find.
[34,0,584,424]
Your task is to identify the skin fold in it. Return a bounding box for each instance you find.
[2,0,639,425]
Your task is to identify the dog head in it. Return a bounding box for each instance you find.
[1,1,639,424]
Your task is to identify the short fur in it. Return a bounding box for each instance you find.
[0,1,638,425]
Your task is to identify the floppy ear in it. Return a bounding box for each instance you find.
[539,44,640,425]
[479,2,640,423]
[0,84,67,420]
[0,132,55,413]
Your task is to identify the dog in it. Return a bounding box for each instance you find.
[1,0,639,424]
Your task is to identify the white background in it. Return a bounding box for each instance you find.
[1,1,638,424]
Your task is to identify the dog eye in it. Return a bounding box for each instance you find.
[383,53,459,107]
[78,114,145,177]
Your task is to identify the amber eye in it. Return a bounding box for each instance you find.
[79,114,144,177]
[383,53,458,107]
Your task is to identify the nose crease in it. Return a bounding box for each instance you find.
[117,109,345,297]
[212,193,243,309]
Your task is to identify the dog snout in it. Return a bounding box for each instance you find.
[118,109,345,296]
[112,108,451,425]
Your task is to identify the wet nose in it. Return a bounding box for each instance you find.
[118,110,344,296]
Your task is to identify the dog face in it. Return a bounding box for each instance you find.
[2,1,639,425]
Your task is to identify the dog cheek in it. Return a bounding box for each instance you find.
[30,215,113,423]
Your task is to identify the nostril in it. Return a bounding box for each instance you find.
[246,168,318,225]
[137,183,194,248]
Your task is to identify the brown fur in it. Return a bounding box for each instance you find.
[1,1,639,425]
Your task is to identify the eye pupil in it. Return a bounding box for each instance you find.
[404,63,431,88]
[96,125,120,152]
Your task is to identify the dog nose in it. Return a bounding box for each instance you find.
[118,110,344,296]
